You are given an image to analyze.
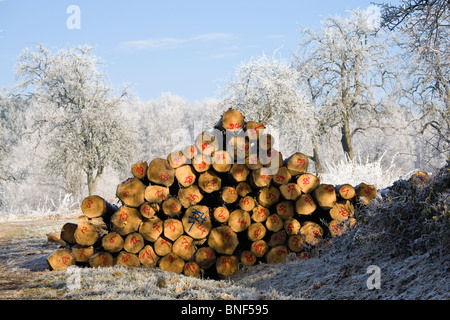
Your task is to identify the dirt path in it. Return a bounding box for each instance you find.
[0,219,72,299]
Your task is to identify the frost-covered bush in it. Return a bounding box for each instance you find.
[319,153,408,190]
[352,160,450,258]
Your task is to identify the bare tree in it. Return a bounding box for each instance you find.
[15,45,137,195]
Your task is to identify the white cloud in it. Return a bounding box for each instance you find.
[119,33,234,51]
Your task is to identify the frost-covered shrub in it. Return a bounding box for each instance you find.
[319,153,409,190]
[352,160,450,258]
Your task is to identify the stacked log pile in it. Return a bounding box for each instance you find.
[47,108,377,278]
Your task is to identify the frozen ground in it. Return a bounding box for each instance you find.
[0,216,447,300]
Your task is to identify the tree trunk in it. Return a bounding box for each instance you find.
[341,119,354,161]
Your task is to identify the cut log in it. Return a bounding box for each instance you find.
[251,205,270,223]
[178,185,204,208]
[287,234,306,252]
[182,205,212,240]
[295,194,317,216]
[197,170,221,194]
[60,222,77,245]
[139,202,159,219]
[159,252,185,274]
[251,239,269,258]
[116,177,146,208]
[195,131,219,156]
[173,235,196,261]
[89,252,114,268]
[245,121,265,141]
[175,164,196,187]
[236,181,252,197]
[266,214,283,232]
[300,221,324,246]
[162,196,182,217]
[329,202,352,222]
[266,245,288,264]
[212,150,232,173]
[336,184,355,200]
[221,186,239,204]
[297,173,320,194]
[192,154,211,173]
[139,245,159,268]
[167,150,187,169]
[272,166,292,186]
[110,206,143,236]
[257,185,280,208]
[144,185,170,203]
[245,154,263,170]
[139,216,163,242]
[123,232,145,254]
[229,163,250,182]
[183,145,198,161]
[247,222,266,242]
[154,236,173,256]
[328,219,347,237]
[259,133,274,152]
[262,149,283,170]
[411,171,431,187]
[240,251,257,266]
[227,136,249,161]
[114,251,140,268]
[213,206,230,224]
[131,161,148,180]
[101,232,124,253]
[219,108,245,133]
[47,249,76,271]
[71,245,94,263]
[268,230,287,247]
[195,247,216,269]
[279,183,302,201]
[284,217,301,236]
[184,261,201,278]
[356,183,377,205]
[276,200,295,220]
[163,218,184,241]
[285,152,309,176]
[250,167,273,188]
[239,196,256,212]
[207,226,239,255]
[81,195,117,219]
[147,158,175,187]
[216,255,239,278]
[74,216,99,246]
[313,184,337,210]
[228,209,251,233]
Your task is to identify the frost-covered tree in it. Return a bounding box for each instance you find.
[381,0,450,158]
[294,9,396,162]
[15,45,137,195]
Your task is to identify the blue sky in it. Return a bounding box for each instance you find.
[0,0,389,102]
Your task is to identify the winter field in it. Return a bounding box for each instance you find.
[0,162,448,300]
